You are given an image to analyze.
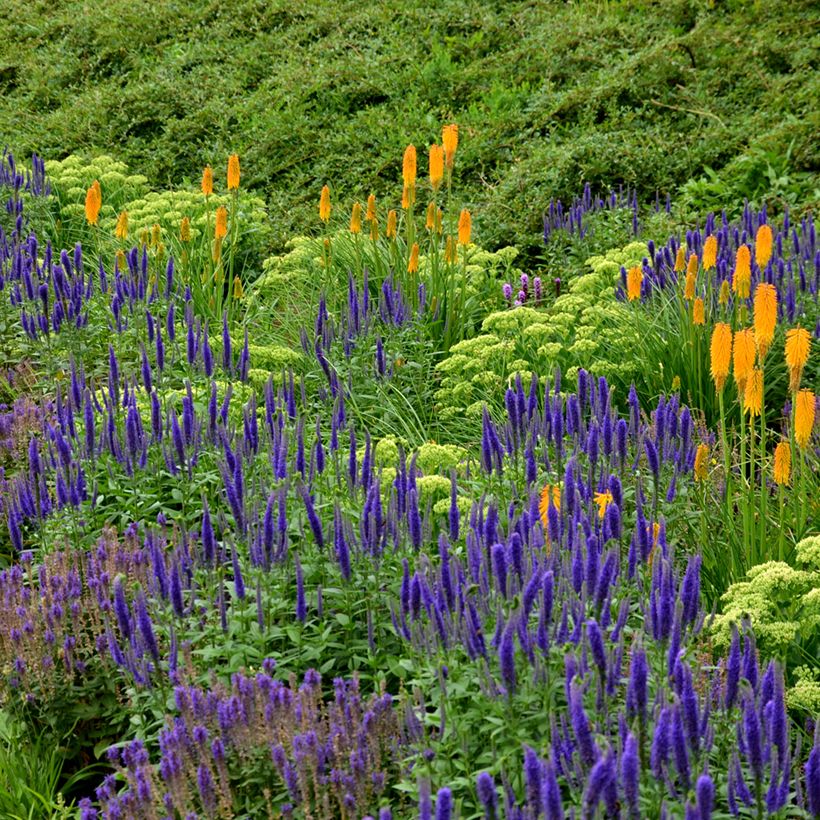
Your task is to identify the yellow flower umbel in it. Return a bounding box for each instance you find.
[386,210,397,239]
[755,223,773,269]
[710,323,732,392]
[201,166,213,197]
[442,124,458,170]
[773,441,791,486]
[693,297,705,326]
[674,246,685,273]
[365,194,377,223]
[408,243,419,273]
[785,326,811,391]
[743,367,763,417]
[753,282,777,359]
[539,484,561,527]
[349,202,362,235]
[626,266,642,301]
[319,185,331,223]
[429,144,444,191]
[794,389,816,449]
[733,328,756,394]
[215,206,228,240]
[115,210,129,240]
[703,235,717,270]
[694,443,709,481]
[227,154,240,191]
[457,209,471,246]
[84,180,101,226]
[593,490,613,519]
[732,245,751,299]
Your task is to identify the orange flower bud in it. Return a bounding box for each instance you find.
[215,206,228,239]
[350,202,362,234]
[408,242,419,273]
[626,266,642,301]
[201,166,213,197]
[429,143,444,190]
[710,323,732,392]
[85,180,101,226]
[319,185,331,223]
[457,208,471,246]
[365,193,376,222]
[442,124,458,169]
[773,441,791,486]
[693,297,705,325]
[227,154,240,190]
[386,210,397,238]
[115,210,128,240]
[703,235,717,270]
[755,223,773,269]
[402,145,417,188]
[180,216,191,242]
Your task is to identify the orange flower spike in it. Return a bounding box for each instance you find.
[457,209,471,246]
[773,441,791,486]
[180,216,191,242]
[674,246,685,273]
[386,209,397,239]
[539,484,561,528]
[201,166,213,197]
[733,328,756,393]
[407,243,419,273]
[703,235,718,270]
[755,223,773,269]
[319,185,331,223]
[365,194,377,223]
[785,327,811,391]
[684,270,697,301]
[445,236,456,264]
[429,143,444,190]
[743,368,764,417]
[214,206,228,239]
[402,144,417,188]
[593,490,613,519]
[442,124,458,169]
[370,219,379,242]
[694,443,709,481]
[626,266,643,301]
[227,153,240,191]
[794,389,816,449]
[719,280,731,306]
[710,323,732,392]
[686,253,699,278]
[425,201,436,231]
[693,297,705,326]
[733,245,752,298]
[115,210,128,240]
[753,282,777,359]
[85,181,101,226]
[402,183,415,210]
[350,202,362,235]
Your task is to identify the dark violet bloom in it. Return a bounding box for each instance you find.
[524,745,542,810]
[586,619,606,677]
[231,544,245,600]
[295,555,307,623]
[476,771,497,818]
[570,681,597,767]
[499,622,516,695]
[435,788,452,820]
[492,543,508,598]
[696,773,714,820]
[135,593,159,660]
[725,626,741,710]
[301,487,324,549]
[584,752,615,817]
[622,732,640,818]
[113,577,132,640]
[222,314,232,373]
[651,706,670,779]
[671,705,690,789]
[644,437,659,478]
[806,743,820,817]
[418,776,432,820]
[543,757,563,820]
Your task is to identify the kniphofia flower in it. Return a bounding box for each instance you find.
[201,166,213,197]
[593,490,613,519]
[693,297,705,326]
[674,246,685,273]
[795,390,816,448]
[442,124,458,169]
[743,368,763,417]
[425,201,436,231]
[115,210,129,240]
[753,283,777,358]
[694,443,709,481]
[719,280,730,306]
[402,183,415,209]
[458,209,471,246]
[773,441,791,486]
[408,243,419,273]
[732,246,751,298]
[319,185,331,223]
[539,484,561,527]
[233,276,244,299]
[365,193,376,222]
[180,216,191,242]
[710,323,732,392]
[85,181,101,226]
[386,209,397,238]
[215,206,228,239]
[429,144,444,190]
[733,328,756,393]
[403,144,417,187]
[755,223,773,269]
[626,266,642,301]
[684,269,696,301]
[445,236,456,264]
[227,153,240,190]
[349,202,362,234]
[703,235,717,270]
[785,327,810,391]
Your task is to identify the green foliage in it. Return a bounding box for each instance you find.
[1,0,816,265]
